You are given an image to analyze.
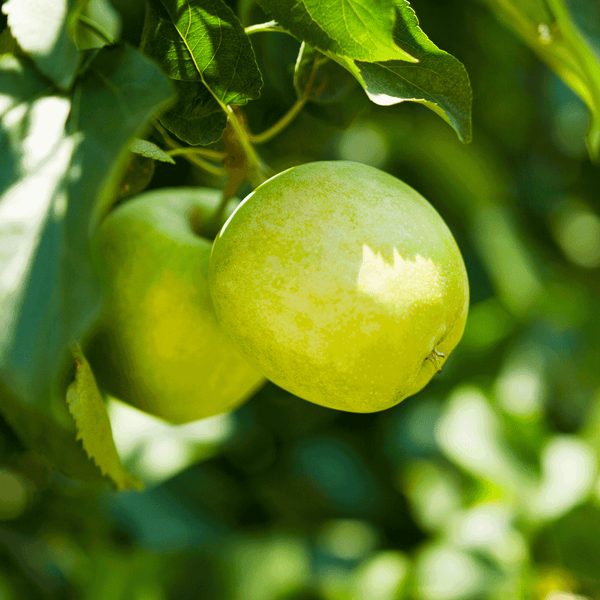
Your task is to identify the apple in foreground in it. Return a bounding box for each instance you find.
[208,161,469,413]
[87,188,265,424]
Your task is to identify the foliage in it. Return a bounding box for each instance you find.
[1,0,600,599]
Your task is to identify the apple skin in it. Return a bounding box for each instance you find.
[87,188,265,424]
[208,161,469,413]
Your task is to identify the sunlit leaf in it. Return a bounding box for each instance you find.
[66,346,143,490]
[333,5,472,142]
[2,0,80,89]
[258,0,472,141]
[256,0,417,63]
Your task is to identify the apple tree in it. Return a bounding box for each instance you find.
[0,0,473,484]
[2,0,600,598]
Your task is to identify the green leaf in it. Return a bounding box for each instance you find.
[258,1,472,142]
[294,43,357,104]
[70,44,176,226]
[480,0,600,159]
[0,46,173,482]
[0,56,102,482]
[73,0,122,50]
[336,5,472,142]
[256,0,418,63]
[141,0,263,145]
[2,0,80,89]
[130,139,175,164]
[66,346,143,490]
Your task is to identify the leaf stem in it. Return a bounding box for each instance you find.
[244,21,289,36]
[167,146,225,161]
[223,105,269,188]
[154,119,227,176]
[249,97,308,144]
[77,14,117,46]
[180,154,227,177]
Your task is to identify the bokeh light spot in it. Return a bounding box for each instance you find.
[337,122,389,168]
[318,519,378,561]
[415,544,483,600]
[354,551,410,600]
[554,203,600,268]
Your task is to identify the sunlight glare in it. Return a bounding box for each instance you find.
[356,245,442,308]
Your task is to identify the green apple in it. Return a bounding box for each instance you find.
[87,187,265,424]
[208,161,469,413]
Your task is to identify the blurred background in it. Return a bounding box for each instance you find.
[2,0,600,598]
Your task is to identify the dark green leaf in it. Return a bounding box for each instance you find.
[157,78,228,145]
[2,0,80,89]
[69,44,175,224]
[304,82,368,129]
[141,0,262,145]
[73,0,122,50]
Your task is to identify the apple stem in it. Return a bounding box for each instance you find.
[425,349,446,374]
